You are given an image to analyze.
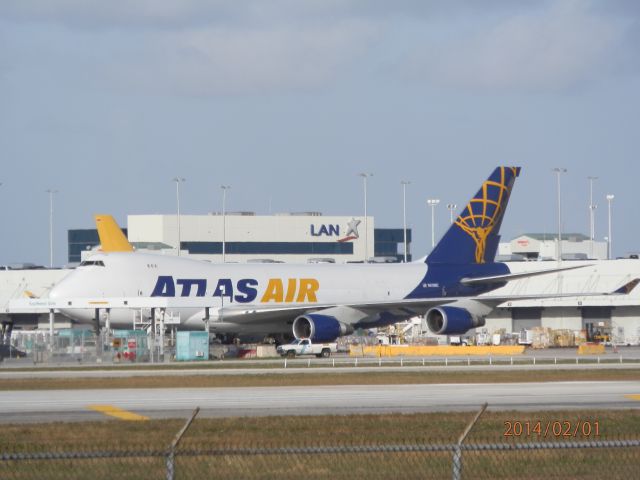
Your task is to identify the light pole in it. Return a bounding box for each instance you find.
[606,194,614,259]
[359,173,373,262]
[45,189,58,268]
[447,203,457,224]
[221,185,231,263]
[401,181,410,263]
[172,177,186,256]
[588,176,598,258]
[552,168,567,263]
[427,199,440,248]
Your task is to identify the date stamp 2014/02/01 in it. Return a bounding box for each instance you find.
[504,420,600,439]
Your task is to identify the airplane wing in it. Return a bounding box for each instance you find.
[460,264,591,285]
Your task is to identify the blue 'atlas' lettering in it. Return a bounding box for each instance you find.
[151,276,259,303]
[151,276,175,297]
[177,279,207,297]
[213,279,233,299]
[235,278,258,303]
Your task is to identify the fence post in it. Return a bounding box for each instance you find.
[452,403,488,480]
[166,407,200,480]
[452,445,462,480]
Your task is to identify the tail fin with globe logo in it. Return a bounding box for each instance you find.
[427,166,521,265]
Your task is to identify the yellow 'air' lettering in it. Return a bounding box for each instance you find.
[261,279,284,303]
[296,278,319,303]
[285,279,297,303]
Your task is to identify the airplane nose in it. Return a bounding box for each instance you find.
[48,271,80,300]
[48,282,64,299]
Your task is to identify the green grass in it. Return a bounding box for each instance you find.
[1,410,638,479]
[0,368,638,390]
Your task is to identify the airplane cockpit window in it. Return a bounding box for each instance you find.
[79,260,105,267]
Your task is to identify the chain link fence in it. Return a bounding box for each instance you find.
[2,437,639,479]
[2,330,179,365]
[4,330,640,367]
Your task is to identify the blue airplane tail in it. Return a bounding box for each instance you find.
[427,166,521,265]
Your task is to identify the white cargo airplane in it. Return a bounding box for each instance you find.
[45,167,634,342]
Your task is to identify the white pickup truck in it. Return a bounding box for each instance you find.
[276,339,337,358]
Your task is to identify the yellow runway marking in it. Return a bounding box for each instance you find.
[624,395,640,401]
[88,405,149,421]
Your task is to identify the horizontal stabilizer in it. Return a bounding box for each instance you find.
[613,278,640,295]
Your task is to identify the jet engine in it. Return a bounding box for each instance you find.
[425,302,488,335]
[292,313,354,342]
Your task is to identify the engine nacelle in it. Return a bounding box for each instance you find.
[425,306,486,335]
[292,314,353,342]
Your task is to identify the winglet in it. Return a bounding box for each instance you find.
[95,215,134,252]
[613,278,640,295]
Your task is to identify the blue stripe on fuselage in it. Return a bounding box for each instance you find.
[404,262,510,299]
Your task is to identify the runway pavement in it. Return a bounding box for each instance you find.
[1,381,638,423]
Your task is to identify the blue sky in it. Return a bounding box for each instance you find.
[1,1,639,265]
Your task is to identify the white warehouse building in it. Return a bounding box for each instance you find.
[71,213,411,265]
[498,233,608,261]
[482,258,640,346]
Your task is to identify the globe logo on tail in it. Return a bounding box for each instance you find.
[454,167,519,263]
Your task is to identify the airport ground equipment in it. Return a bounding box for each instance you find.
[276,338,337,358]
[176,331,209,361]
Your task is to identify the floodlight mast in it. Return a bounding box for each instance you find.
[427,198,440,249]
[172,177,186,256]
[401,180,410,262]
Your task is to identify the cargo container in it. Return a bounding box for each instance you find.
[176,331,209,361]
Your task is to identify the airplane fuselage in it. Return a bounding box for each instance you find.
[49,251,507,334]
[46,167,521,340]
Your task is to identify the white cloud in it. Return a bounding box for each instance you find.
[2,0,636,96]
[407,0,632,91]
[0,1,381,95]
[103,21,377,95]
[0,1,366,30]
